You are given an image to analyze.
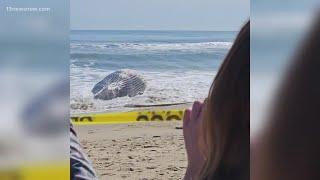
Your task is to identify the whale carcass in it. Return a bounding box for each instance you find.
[92,69,147,100]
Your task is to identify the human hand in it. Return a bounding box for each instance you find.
[183,101,207,179]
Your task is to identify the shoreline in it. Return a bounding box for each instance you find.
[71,103,193,115]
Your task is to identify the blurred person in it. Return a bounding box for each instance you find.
[70,124,98,180]
[183,21,249,180]
[251,13,320,180]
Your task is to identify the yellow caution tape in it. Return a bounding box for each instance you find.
[0,162,69,180]
[71,109,185,125]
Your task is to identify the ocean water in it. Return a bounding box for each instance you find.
[70,30,236,113]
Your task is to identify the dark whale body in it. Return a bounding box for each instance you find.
[92,69,146,100]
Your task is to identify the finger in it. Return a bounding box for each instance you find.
[200,98,209,117]
[191,101,202,122]
[191,101,200,120]
[183,109,191,127]
[198,102,205,119]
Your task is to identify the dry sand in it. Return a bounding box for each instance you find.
[74,118,188,179]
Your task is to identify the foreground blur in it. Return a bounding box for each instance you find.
[1,0,320,179]
[0,1,69,179]
[251,0,320,180]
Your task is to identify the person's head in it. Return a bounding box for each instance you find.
[252,14,320,180]
[200,21,250,180]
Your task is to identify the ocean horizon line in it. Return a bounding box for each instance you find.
[70,29,238,32]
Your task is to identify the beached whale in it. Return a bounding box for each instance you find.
[92,69,147,100]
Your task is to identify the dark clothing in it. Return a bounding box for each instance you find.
[70,124,98,180]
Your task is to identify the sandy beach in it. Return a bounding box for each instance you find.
[74,105,190,180]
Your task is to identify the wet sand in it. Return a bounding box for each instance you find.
[74,119,188,179]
